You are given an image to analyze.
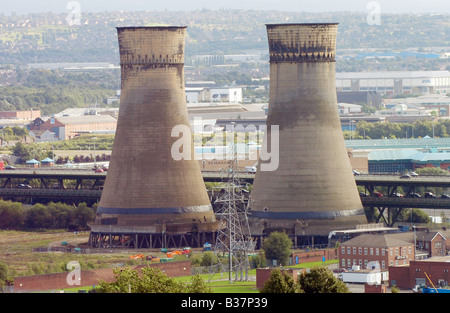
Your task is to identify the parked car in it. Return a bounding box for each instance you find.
[18,184,32,189]
[441,194,450,199]
[408,193,421,198]
[94,168,104,173]
[352,169,361,176]
[5,165,16,170]
[392,192,404,198]
[359,192,368,197]
[400,174,411,179]
[372,192,383,197]
[408,171,419,177]
[425,192,436,198]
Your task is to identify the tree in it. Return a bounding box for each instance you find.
[96,267,210,293]
[24,203,52,229]
[0,262,10,287]
[262,231,292,266]
[0,200,24,230]
[297,267,349,293]
[259,268,302,293]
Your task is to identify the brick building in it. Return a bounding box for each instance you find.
[32,115,117,140]
[291,248,337,265]
[0,109,40,120]
[338,234,415,271]
[387,230,448,259]
[389,256,450,289]
[256,268,305,290]
[416,231,446,257]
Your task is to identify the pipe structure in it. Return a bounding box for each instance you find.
[249,23,367,239]
[90,27,219,248]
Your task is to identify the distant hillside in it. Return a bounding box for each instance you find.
[0,10,449,64]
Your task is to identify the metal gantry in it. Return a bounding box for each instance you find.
[209,144,254,283]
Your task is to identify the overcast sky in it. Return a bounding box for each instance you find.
[1,0,450,15]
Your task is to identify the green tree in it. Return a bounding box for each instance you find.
[262,232,292,266]
[72,202,95,230]
[0,200,24,230]
[411,209,430,224]
[297,267,349,293]
[24,203,52,229]
[96,267,210,293]
[0,261,12,287]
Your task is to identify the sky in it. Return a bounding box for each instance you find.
[1,0,450,15]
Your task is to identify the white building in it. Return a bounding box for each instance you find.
[384,94,450,117]
[374,104,430,117]
[336,71,450,96]
[29,130,57,142]
[210,87,242,103]
[186,86,243,103]
[338,103,362,114]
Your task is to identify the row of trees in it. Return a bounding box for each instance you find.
[260,267,348,293]
[11,134,114,164]
[95,264,348,294]
[349,120,450,140]
[96,267,211,293]
[0,200,95,231]
[0,69,115,115]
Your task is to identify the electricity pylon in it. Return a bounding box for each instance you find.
[209,143,254,283]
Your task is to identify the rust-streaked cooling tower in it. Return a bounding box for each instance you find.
[249,24,367,241]
[89,27,218,249]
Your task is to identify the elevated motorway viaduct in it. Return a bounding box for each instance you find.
[0,170,449,226]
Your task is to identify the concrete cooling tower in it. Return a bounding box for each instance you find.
[249,23,367,246]
[89,26,219,249]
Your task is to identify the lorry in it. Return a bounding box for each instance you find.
[339,269,388,284]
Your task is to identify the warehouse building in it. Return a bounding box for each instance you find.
[336,71,450,96]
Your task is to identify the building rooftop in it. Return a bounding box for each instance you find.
[57,115,117,125]
[368,149,419,161]
[340,234,413,248]
[347,137,450,150]
[368,149,450,163]
[336,71,450,80]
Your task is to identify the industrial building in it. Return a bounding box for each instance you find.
[0,109,40,120]
[30,115,117,140]
[186,86,243,104]
[368,148,450,173]
[383,94,450,117]
[390,256,450,290]
[336,71,450,96]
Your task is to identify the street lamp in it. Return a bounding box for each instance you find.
[350,120,356,141]
[92,137,97,167]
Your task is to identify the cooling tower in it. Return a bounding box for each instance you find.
[89,27,219,249]
[249,24,367,243]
